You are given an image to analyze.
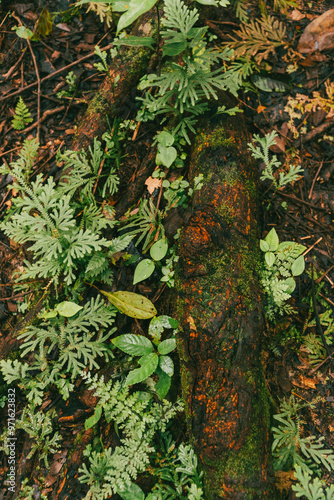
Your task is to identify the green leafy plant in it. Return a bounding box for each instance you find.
[0,296,116,402]
[248,131,304,190]
[11,97,33,130]
[57,70,77,99]
[119,433,204,499]
[16,406,62,467]
[133,238,169,284]
[112,315,178,398]
[260,228,306,320]
[272,397,334,497]
[292,466,334,500]
[79,371,184,498]
[137,0,236,143]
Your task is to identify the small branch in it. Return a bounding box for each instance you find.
[1,43,114,102]
[22,106,65,133]
[308,160,323,200]
[26,38,41,142]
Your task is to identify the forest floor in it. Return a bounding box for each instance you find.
[0,0,334,498]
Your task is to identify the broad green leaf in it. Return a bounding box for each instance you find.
[277,241,306,257]
[56,301,83,317]
[260,239,269,252]
[39,309,57,319]
[117,0,157,34]
[158,338,176,355]
[157,131,174,147]
[195,0,218,4]
[14,26,34,39]
[101,290,157,319]
[157,146,177,168]
[265,228,279,252]
[112,334,154,356]
[284,277,296,294]
[85,405,102,430]
[291,255,305,277]
[150,239,168,261]
[159,355,174,376]
[133,259,155,284]
[125,353,159,385]
[155,366,171,399]
[265,252,275,268]
[162,41,187,56]
[119,482,145,500]
[113,36,155,48]
[148,315,177,342]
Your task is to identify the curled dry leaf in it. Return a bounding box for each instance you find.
[298,9,334,54]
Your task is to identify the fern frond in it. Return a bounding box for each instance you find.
[11,97,33,130]
[226,15,286,63]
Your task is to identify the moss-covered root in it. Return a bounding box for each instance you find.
[70,10,157,152]
[175,117,278,499]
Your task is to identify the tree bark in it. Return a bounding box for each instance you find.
[175,116,278,499]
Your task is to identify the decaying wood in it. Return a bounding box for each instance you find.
[175,116,278,499]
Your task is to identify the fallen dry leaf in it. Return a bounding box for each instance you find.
[291,375,317,389]
[289,9,305,21]
[298,9,334,54]
[145,176,162,194]
[270,134,285,154]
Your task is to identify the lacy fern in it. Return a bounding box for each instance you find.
[0,296,116,403]
[79,372,184,499]
[0,139,118,286]
[16,406,62,468]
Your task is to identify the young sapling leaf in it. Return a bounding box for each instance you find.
[150,239,168,261]
[158,338,176,355]
[112,334,154,356]
[159,355,174,376]
[133,259,155,284]
[125,352,159,385]
[291,255,305,276]
[265,228,279,252]
[265,252,276,268]
[56,301,83,317]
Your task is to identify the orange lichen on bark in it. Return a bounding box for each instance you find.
[176,118,277,499]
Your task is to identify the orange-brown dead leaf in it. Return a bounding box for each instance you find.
[145,176,162,194]
[298,9,334,54]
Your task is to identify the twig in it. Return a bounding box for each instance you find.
[293,120,334,147]
[302,237,322,257]
[308,160,323,200]
[3,46,28,81]
[0,44,114,102]
[319,292,334,308]
[26,38,41,142]
[309,350,334,375]
[22,106,65,133]
[315,265,334,284]
[274,189,327,211]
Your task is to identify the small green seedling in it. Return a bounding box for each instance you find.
[112,315,178,398]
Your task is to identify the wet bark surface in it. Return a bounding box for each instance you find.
[176,117,278,499]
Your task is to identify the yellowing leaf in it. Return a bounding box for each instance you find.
[100,290,157,319]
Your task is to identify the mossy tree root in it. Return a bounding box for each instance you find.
[175,117,278,499]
